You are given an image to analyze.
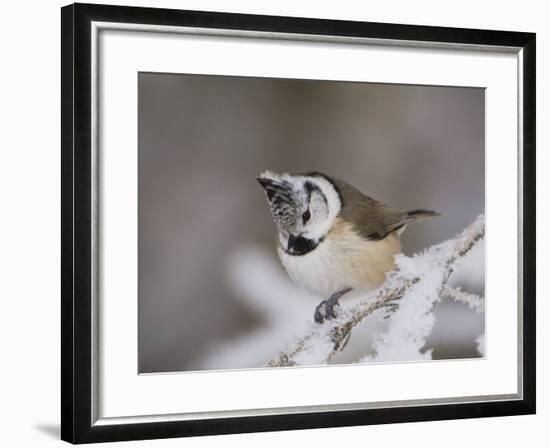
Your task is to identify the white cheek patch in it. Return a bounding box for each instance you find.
[309,190,328,219]
[301,176,342,240]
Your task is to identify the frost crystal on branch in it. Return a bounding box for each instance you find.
[443,285,485,313]
[267,215,485,367]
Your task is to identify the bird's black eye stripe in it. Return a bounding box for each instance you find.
[302,210,311,224]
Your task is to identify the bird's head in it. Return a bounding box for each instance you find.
[256,171,342,254]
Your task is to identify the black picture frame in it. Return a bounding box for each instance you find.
[61,2,536,444]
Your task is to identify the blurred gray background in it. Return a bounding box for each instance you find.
[138,72,485,373]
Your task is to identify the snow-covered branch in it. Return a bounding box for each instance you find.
[443,285,484,313]
[267,215,485,367]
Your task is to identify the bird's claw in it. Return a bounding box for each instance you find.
[314,288,352,324]
[314,299,341,324]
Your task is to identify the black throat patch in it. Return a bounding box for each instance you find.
[284,235,323,256]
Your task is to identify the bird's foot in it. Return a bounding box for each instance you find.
[314,288,352,324]
[314,298,340,323]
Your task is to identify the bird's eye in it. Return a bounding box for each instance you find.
[302,210,311,224]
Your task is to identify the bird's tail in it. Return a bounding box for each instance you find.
[406,209,440,222]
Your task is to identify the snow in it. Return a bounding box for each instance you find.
[362,215,485,363]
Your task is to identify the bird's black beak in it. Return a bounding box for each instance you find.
[287,234,298,252]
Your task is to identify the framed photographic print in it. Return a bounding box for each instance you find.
[61,2,536,444]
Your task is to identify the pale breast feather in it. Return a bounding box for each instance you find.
[277,218,401,297]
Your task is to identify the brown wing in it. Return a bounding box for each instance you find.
[330,177,423,241]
